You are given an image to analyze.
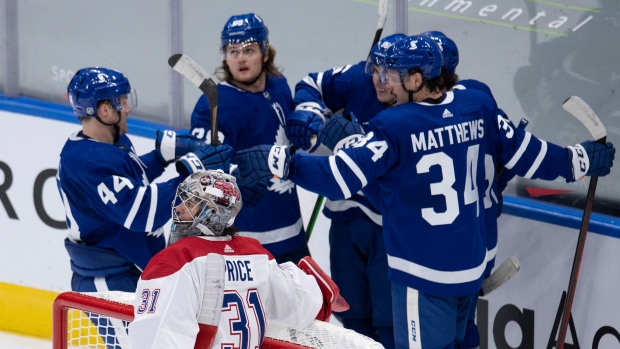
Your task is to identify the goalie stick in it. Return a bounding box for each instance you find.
[196,253,226,349]
[306,0,388,241]
[479,256,520,296]
[555,96,607,349]
[168,53,219,146]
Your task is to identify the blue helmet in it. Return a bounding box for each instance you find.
[221,13,269,54]
[420,31,459,75]
[365,33,407,75]
[383,35,443,81]
[67,67,133,117]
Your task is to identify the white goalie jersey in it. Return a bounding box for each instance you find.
[128,235,323,349]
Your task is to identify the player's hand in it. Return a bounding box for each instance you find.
[175,144,233,176]
[297,256,349,322]
[235,144,291,183]
[286,110,324,151]
[318,113,365,154]
[155,130,205,165]
[231,168,268,207]
[566,141,615,181]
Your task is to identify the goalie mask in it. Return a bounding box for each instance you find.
[169,170,242,245]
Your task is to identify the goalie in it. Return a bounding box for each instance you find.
[129,170,349,349]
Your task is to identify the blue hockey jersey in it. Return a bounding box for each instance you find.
[57,132,182,291]
[190,75,305,255]
[455,79,573,275]
[289,89,574,296]
[293,62,384,225]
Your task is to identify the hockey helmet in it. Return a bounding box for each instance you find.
[381,35,443,84]
[420,31,459,75]
[364,33,407,76]
[67,67,137,117]
[221,13,269,55]
[170,170,242,245]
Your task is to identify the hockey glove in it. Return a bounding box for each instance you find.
[566,141,615,181]
[155,130,204,165]
[235,145,291,183]
[176,144,233,176]
[286,110,324,151]
[297,256,349,322]
[232,168,268,207]
[318,113,365,154]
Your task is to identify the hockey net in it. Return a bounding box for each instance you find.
[53,291,384,349]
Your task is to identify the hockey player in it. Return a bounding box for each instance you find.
[129,170,348,349]
[58,67,233,294]
[58,67,233,349]
[421,30,616,348]
[234,35,615,348]
[189,13,310,264]
[283,33,406,348]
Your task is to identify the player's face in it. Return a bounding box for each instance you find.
[371,65,397,105]
[117,95,131,136]
[174,198,201,222]
[225,42,266,85]
[384,69,410,105]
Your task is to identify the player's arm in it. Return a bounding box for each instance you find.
[493,113,614,182]
[81,145,232,234]
[288,64,358,151]
[265,260,323,329]
[235,125,394,201]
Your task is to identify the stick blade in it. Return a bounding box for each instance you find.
[562,96,606,141]
[480,256,520,296]
[168,53,213,90]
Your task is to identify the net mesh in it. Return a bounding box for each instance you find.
[56,291,384,349]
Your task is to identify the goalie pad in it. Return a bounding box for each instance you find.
[297,256,349,322]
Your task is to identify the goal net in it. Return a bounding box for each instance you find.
[52,291,385,349]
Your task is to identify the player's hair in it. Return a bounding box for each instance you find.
[407,67,445,94]
[221,226,240,237]
[442,70,460,91]
[215,45,282,82]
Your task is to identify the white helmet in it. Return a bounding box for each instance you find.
[169,170,242,245]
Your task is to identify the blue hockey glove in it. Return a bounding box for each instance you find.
[235,145,291,184]
[232,168,268,207]
[318,113,365,153]
[566,141,615,181]
[176,144,233,176]
[155,130,204,165]
[286,110,324,151]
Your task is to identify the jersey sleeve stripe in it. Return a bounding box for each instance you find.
[325,199,383,226]
[485,245,498,264]
[124,186,146,229]
[504,131,531,169]
[387,254,486,284]
[524,140,548,179]
[329,156,351,198]
[301,75,323,99]
[337,152,368,187]
[145,184,157,232]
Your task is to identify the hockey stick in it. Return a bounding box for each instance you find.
[306,0,388,241]
[556,96,607,349]
[168,53,219,146]
[477,119,528,296]
[479,256,520,296]
[368,0,389,59]
[305,195,324,241]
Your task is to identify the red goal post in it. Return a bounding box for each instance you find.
[52,291,384,349]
